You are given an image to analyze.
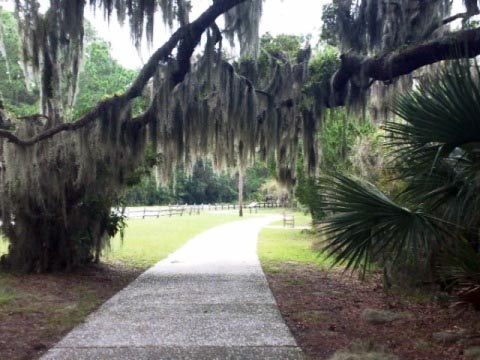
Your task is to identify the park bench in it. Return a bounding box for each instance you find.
[283,211,295,228]
[247,202,259,213]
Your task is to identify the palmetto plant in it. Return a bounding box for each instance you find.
[320,60,480,283]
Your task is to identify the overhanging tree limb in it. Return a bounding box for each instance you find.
[3,13,480,143]
[329,28,480,106]
[0,0,247,147]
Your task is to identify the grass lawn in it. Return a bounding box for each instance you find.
[0,210,266,359]
[257,221,330,273]
[103,212,245,268]
[0,234,7,256]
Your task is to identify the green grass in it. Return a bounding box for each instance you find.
[103,212,248,268]
[0,285,16,306]
[0,234,7,257]
[0,210,284,268]
[258,224,330,273]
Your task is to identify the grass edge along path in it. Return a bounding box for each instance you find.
[257,221,329,274]
[257,217,480,360]
[0,211,259,360]
[103,212,245,268]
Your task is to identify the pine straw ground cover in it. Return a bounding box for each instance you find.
[0,263,139,360]
[258,227,480,360]
[0,212,241,360]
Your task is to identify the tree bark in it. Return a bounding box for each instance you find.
[238,168,244,217]
[329,28,480,107]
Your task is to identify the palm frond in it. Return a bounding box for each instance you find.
[384,60,480,228]
[386,60,480,163]
[319,174,457,272]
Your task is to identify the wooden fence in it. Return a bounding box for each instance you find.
[115,201,284,219]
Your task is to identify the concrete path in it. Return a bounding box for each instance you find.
[42,215,305,360]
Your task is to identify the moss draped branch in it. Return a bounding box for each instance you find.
[326,28,480,107]
[0,0,247,147]
[4,5,480,142]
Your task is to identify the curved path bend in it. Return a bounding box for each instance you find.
[43,215,305,360]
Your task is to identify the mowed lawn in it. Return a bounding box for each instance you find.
[0,210,257,360]
[103,212,243,268]
[0,234,7,256]
[0,213,243,265]
[1,209,314,268]
[258,214,330,273]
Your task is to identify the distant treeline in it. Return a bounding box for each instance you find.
[123,160,272,206]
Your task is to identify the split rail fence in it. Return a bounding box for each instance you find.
[114,201,284,219]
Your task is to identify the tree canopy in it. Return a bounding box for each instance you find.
[1,0,480,272]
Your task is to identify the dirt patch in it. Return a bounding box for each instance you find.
[0,263,142,360]
[265,262,480,360]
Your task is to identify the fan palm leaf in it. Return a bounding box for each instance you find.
[385,60,480,227]
[319,174,456,272]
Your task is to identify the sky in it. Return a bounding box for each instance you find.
[84,0,467,69]
[88,0,328,69]
[1,0,468,69]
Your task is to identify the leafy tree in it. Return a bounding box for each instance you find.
[243,161,270,201]
[123,159,270,206]
[295,149,324,220]
[0,10,39,116]
[73,40,137,119]
[303,46,339,101]
[123,175,173,205]
[175,161,237,204]
[320,3,339,47]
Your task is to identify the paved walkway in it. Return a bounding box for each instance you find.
[43,216,305,359]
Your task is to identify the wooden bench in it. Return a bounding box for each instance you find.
[247,202,259,214]
[283,212,295,228]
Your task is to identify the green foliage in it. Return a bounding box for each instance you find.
[303,47,340,100]
[0,11,136,120]
[124,175,174,205]
[105,210,127,239]
[175,161,237,204]
[0,10,39,116]
[319,174,454,273]
[73,40,137,119]
[320,3,339,47]
[319,110,376,172]
[257,32,307,77]
[260,32,307,58]
[244,161,271,202]
[295,148,324,220]
[319,61,480,288]
[295,48,375,221]
[123,160,272,206]
[385,61,480,228]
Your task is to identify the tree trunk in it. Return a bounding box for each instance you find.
[0,182,115,272]
[238,168,244,217]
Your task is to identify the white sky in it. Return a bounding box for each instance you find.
[89,0,328,69]
[1,0,468,69]
[86,0,467,69]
